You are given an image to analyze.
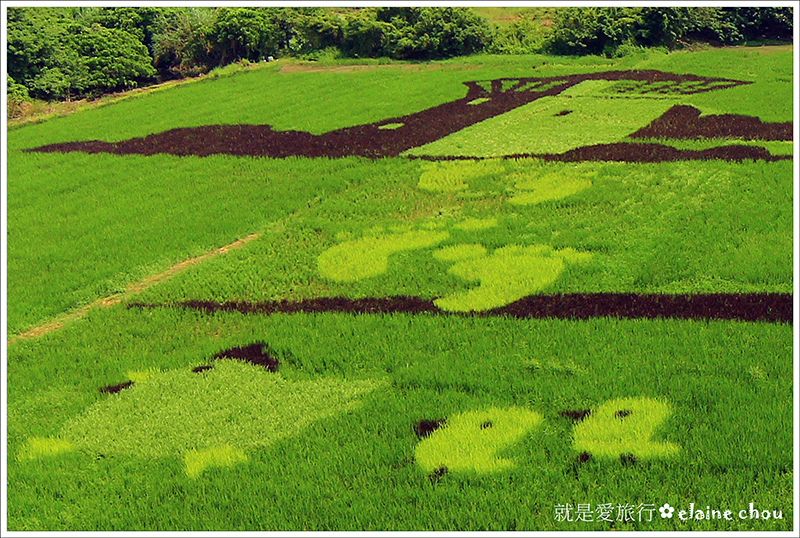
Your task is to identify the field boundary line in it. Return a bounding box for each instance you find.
[7,233,261,346]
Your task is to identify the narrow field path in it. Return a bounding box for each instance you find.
[7,233,261,346]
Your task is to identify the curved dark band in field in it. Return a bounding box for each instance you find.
[28,69,779,163]
[128,293,792,323]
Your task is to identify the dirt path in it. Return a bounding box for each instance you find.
[7,233,261,346]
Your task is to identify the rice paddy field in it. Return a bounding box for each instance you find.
[4,47,797,532]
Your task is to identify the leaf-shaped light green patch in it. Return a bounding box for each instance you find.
[17,437,75,461]
[60,361,382,465]
[415,407,544,474]
[318,230,449,282]
[509,171,593,206]
[184,445,248,478]
[435,245,591,312]
[572,397,680,460]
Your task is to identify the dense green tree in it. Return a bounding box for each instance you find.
[71,24,155,94]
[378,7,492,60]
[151,8,217,78]
[210,8,281,64]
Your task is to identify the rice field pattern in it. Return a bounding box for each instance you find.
[7,50,794,532]
[28,70,792,162]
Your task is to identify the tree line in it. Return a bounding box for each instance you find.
[7,6,793,104]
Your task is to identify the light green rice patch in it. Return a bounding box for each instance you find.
[17,437,75,461]
[573,397,680,460]
[516,80,565,92]
[467,97,491,106]
[508,170,593,205]
[60,360,383,461]
[126,368,162,384]
[560,79,616,98]
[473,80,493,93]
[415,407,544,474]
[318,230,449,282]
[378,122,404,130]
[407,93,677,157]
[417,159,505,192]
[184,445,248,479]
[453,217,499,231]
[435,245,592,312]
[433,244,488,262]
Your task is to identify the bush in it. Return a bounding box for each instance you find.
[7,74,32,119]
[378,7,492,60]
[545,6,794,57]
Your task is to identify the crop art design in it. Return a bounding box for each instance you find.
[28,70,792,162]
[19,347,383,478]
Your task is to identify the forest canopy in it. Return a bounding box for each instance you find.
[6,6,793,103]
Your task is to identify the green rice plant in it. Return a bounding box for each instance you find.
[4,48,794,530]
[415,407,545,474]
[572,397,681,460]
[6,307,792,531]
[435,244,592,312]
[318,230,449,282]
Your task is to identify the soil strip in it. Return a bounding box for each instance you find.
[7,233,261,346]
[128,293,792,323]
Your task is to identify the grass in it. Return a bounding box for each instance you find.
[5,47,794,531]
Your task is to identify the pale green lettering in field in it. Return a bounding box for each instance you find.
[415,407,544,474]
[24,361,382,477]
[572,397,680,460]
[318,230,449,282]
[435,245,592,312]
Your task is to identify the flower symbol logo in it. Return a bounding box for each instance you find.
[659,503,675,518]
